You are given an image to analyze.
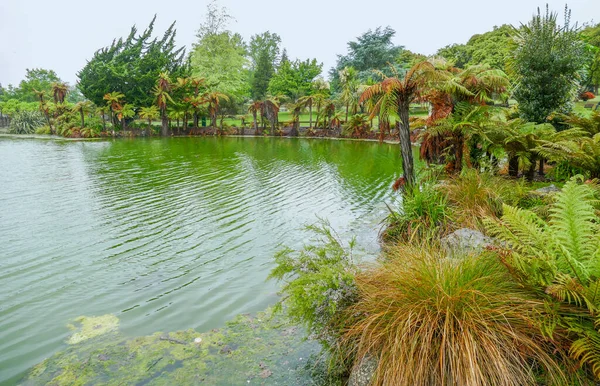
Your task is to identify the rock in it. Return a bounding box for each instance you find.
[533,184,560,195]
[441,228,493,256]
[348,355,378,386]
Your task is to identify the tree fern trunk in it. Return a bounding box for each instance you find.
[398,102,415,189]
[508,156,519,177]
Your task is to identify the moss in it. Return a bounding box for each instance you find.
[66,314,119,345]
[21,309,324,385]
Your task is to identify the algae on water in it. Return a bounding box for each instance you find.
[21,309,326,385]
[66,314,120,344]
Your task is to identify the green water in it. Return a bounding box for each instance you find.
[0,137,402,384]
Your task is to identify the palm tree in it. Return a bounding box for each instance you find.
[103,92,124,134]
[205,91,229,130]
[298,93,326,131]
[263,96,282,135]
[339,66,359,122]
[286,101,304,137]
[360,62,444,188]
[71,101,93,128]
[116,104,136,134]
[96,106,108,132]
[248,100,263,135]
[33,89,53,132]
[51,82,69,104]
[139,106,160,136]
[154,72,173,136]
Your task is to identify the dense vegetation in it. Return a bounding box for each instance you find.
[3,2,600,383]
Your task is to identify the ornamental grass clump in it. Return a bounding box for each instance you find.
[442,169,529,229]
[342,244,567,386]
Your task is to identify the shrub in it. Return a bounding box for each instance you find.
[581,91,595,101]
[8,111,45,134]
[35,125,51,135]
[342,245,567,385]
[486,176,600,380]
[269,221,358,375]
[383,181,450,242]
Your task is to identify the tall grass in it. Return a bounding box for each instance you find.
[442,169,530,229]
[342,245,567,386]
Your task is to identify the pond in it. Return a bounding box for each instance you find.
[0,137,403,384]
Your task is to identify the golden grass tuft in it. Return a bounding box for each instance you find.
[342,245,567,386]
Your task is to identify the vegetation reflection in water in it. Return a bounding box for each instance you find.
[0,137,406,384]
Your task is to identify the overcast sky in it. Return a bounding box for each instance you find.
[0,0,598,87]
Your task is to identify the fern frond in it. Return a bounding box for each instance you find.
[550,179,600,282]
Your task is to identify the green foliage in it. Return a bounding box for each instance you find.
[486,177,600,379]
[510,6,586,123]
[581,23,600,93]
[343,245,567,385]
[436,25,514,70]
[330,26,405,91]
[383,180,450,242]
[78,17,187,107]
[268,58,322,101]
[190,32,248,98]
[7,110,45,134]
[1,68,62,103]
[269,221,357,349]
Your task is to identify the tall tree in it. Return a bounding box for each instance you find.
[330,27,404,91]
[78,17,187,107]
[248,32,281,100]
[10,69,62,103]
[268,58,322,101]
[190,2,248,98]
[510,5,586,123]
[437,25,514,70]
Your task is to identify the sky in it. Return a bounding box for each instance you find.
[0,0,598,87]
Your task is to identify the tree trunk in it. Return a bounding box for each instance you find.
[398,102,415,189]
[183,111,188,133]
[253,112,258,135]
[193,112,199,128]
[454,133,464,173]
[309,104,313,130]
[525,156,537,181]
[161,113,169,136]
[345,103,349,123]
[102,115,106,132]
[80,110,85,128]
[538,158,545,176]
[508,155,519,177]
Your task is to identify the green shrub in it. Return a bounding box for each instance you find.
[35,125,51,135]
[269,221,357,376]
[486,176,600,381]
[383,181,450,243]
[8,111,45,134]
[343,245,568,386]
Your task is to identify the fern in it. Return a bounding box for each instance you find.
[486,177,600,379]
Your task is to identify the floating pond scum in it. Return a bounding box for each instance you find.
[20,309,325,385]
